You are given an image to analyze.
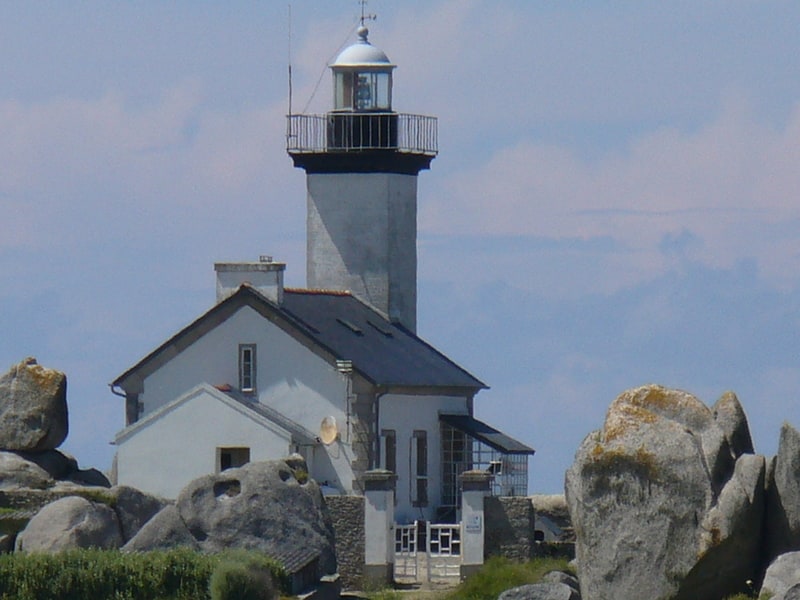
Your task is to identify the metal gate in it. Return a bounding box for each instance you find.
[394,521,461,583]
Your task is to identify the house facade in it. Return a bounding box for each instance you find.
[112,24,533,524]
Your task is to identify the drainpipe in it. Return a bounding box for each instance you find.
[374,387,388,469]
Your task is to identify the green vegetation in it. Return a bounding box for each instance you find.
[209,551,279,600]
[441,556,573,600]
[0,548,286,600]
[365,556,573,600]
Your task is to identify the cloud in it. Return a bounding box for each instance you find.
[420,97,800,294]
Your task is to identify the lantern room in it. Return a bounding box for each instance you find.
[331,26,395,112]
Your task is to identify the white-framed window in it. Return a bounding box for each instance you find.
[239,344,256,393]
[411,430,428,507]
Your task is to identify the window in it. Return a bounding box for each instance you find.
[239,344,256,393]
[441,424,469,508]
[411,430,428,507]
[217,447,250,472]
[381,429,396,473]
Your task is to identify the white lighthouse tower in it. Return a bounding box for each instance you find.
[287,24,437,333]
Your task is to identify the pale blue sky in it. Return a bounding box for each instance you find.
[1,1,799,493]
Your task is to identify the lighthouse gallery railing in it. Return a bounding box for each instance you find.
[287,113,438,156]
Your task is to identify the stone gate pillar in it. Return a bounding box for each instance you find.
[460,470,492,579]
[362,469,397,586]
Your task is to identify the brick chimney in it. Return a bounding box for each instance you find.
[214,256,285,304]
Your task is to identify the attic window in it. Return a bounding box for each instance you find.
[336,318,363,336]
[217,447,250,472]
[368,320,394,337]
[239,344,256,393]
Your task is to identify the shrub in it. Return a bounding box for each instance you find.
[208,560,276,600]
[0,548,286,600]
[209,551,284,600]
[441,556,573,600]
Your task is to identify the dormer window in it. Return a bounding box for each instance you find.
[239,344,256,394]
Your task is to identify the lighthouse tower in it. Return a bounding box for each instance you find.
[287,25,437,333]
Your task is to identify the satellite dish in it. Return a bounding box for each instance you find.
[319,416,339,445]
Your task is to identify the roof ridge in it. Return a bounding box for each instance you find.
[285,287,352,296]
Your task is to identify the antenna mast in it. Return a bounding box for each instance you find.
[359,0,376,27]
[287,3,293,117]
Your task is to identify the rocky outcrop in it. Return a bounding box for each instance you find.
[125,456,337,578]
[566,385,764,600]
[0,452,54,490]
[498,582,580,600]
[123,504,200,551]
[712,391,754,457]
[108,485,167,542]
[0,450,110,491]
[15,495,122,552]
[765,423,800,563]
[783,585,800,600]
[762,552,800,599]
[541,570,580,593]
[0,358,68,451]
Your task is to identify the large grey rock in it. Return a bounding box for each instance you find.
[782,584,800,600]
[109,485,167,542]
[498,582,579,600]
[125,457,336,577]
[67,467,111,487]
[0,358,68,451]
[565,385,764,600]
[122,504,199,552]
[15,495,122,552]
[762,552,800,599]
[540,571,580,593]
[712,391,754,458]
[15,449,77,480]
[0,451,54,489]
[765,423,800,562]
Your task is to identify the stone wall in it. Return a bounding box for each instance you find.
[484,496,535,562]
[326,495,365,590]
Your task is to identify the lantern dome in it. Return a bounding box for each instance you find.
[331,26,395,69]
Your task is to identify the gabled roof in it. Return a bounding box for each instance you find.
[113,285,486,392]
[114,383,309,445]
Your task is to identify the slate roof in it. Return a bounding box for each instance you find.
[280,289,486,389]
[113,285,486,392]
[439,414,535,455]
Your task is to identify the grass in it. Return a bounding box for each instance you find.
[0,547,287,600]
[365,556,573,600]
[363,560,774,600]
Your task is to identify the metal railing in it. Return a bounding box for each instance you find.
[286,113,437,155]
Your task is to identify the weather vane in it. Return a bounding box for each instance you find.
[359,0,376,27]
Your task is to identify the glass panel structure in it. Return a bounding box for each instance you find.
[440,422,529,510]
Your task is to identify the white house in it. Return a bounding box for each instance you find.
[111,24,534,524]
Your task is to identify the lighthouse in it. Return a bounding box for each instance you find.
[287,24,437,333]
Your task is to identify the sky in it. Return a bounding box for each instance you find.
[1,1,799,494]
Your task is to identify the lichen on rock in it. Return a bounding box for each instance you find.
[566,384,764,600]
[0,358,68,451]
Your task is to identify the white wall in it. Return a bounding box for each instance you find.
[140,306,345,418]
[379,394,469,523]
[128,305,358,494]
[116,386,293,498]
